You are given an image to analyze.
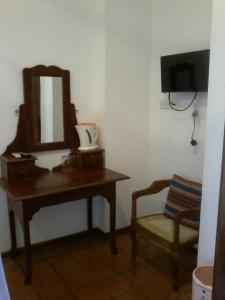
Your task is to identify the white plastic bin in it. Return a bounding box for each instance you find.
[192,266,213,300]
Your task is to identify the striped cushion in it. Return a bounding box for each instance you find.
[164,175,202,229]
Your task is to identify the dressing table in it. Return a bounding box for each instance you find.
[0,65,129,284]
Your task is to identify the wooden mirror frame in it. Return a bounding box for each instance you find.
[3,65,79,154]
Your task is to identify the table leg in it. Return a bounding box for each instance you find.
[107,185,118,255]
[87,197,93,231]
[23,218,32,284]
[9,210,17,259]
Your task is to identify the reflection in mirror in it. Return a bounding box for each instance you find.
[39,76,64,143]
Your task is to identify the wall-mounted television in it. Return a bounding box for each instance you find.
[161,49,210,93]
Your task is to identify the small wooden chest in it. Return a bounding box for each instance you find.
[1,155,36,183]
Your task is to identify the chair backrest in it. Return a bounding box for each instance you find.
[164,174,202,229]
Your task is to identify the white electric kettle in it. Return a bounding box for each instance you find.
[75,123,98,151]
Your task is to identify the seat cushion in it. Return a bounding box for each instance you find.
[164,175,202,229]
[136,214,198,245]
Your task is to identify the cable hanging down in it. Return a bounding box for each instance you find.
[190,111,198,146]
[168,92,198,111]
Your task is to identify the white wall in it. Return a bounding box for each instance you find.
[198,0,225,265]
[0,0,105,252]
[0,0,215,257]
[104,0,152,230]
[145,0,212,215]
[0,0,152,251]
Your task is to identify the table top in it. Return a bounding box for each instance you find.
[0,168,129,201]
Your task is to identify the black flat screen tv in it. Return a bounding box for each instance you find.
[161,49,210,92]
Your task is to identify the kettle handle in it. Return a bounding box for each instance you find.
[85,129,92,144]
[94,127,98,143]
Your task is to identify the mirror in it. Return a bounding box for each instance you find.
[32,76,64,144]
[40,76,64,143]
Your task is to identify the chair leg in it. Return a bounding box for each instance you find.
[171,251,180,291]
[130,227,138,257]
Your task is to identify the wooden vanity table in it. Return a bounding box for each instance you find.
[0,65,129,284]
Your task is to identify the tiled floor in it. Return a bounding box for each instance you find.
[3,231,196,299]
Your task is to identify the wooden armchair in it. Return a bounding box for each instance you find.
[131,177,201,290]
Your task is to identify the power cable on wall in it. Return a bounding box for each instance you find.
[168,92,199,146]
[191,110,198,146]
[168,92,198,111]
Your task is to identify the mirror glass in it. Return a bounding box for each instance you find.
[32,76,64,144]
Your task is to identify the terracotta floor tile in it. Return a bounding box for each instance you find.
[139,280,173,300]
[9,288,37,300]
[74,249,104,270]
[75,284,111,300]
[16,252,47,270]
[31,253,48,267]
[3,232,194,300]
[148,256,173,280]
[122,265,157,286]
[6,270,26,291]
[89,262,118,281]
[32,264,59,286]
[171,282,192,300]
[2,258,21,274]
[50,293,75,300]
[51,256,83,276]
[75,248,98,257]
[33,279,71,300]
[180,252,197,273]
[140,243,167,262]
[115,288,150,300]
[43,247,72,262]
[110,253,137,273]
[65,241,92,254]
[92,243,115,261]
[62,269,96,293]
[148,254,195,287]
[101,274,132,298]
[99,250,116,262]
[117,236,132,250]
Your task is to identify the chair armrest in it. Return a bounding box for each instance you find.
[131,179,172,223]
[173,208,200,246]
[174,208,200,222]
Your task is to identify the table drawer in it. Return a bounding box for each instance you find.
[8,162,35,180]
[75,149,105,170]
[83,153,104,168]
